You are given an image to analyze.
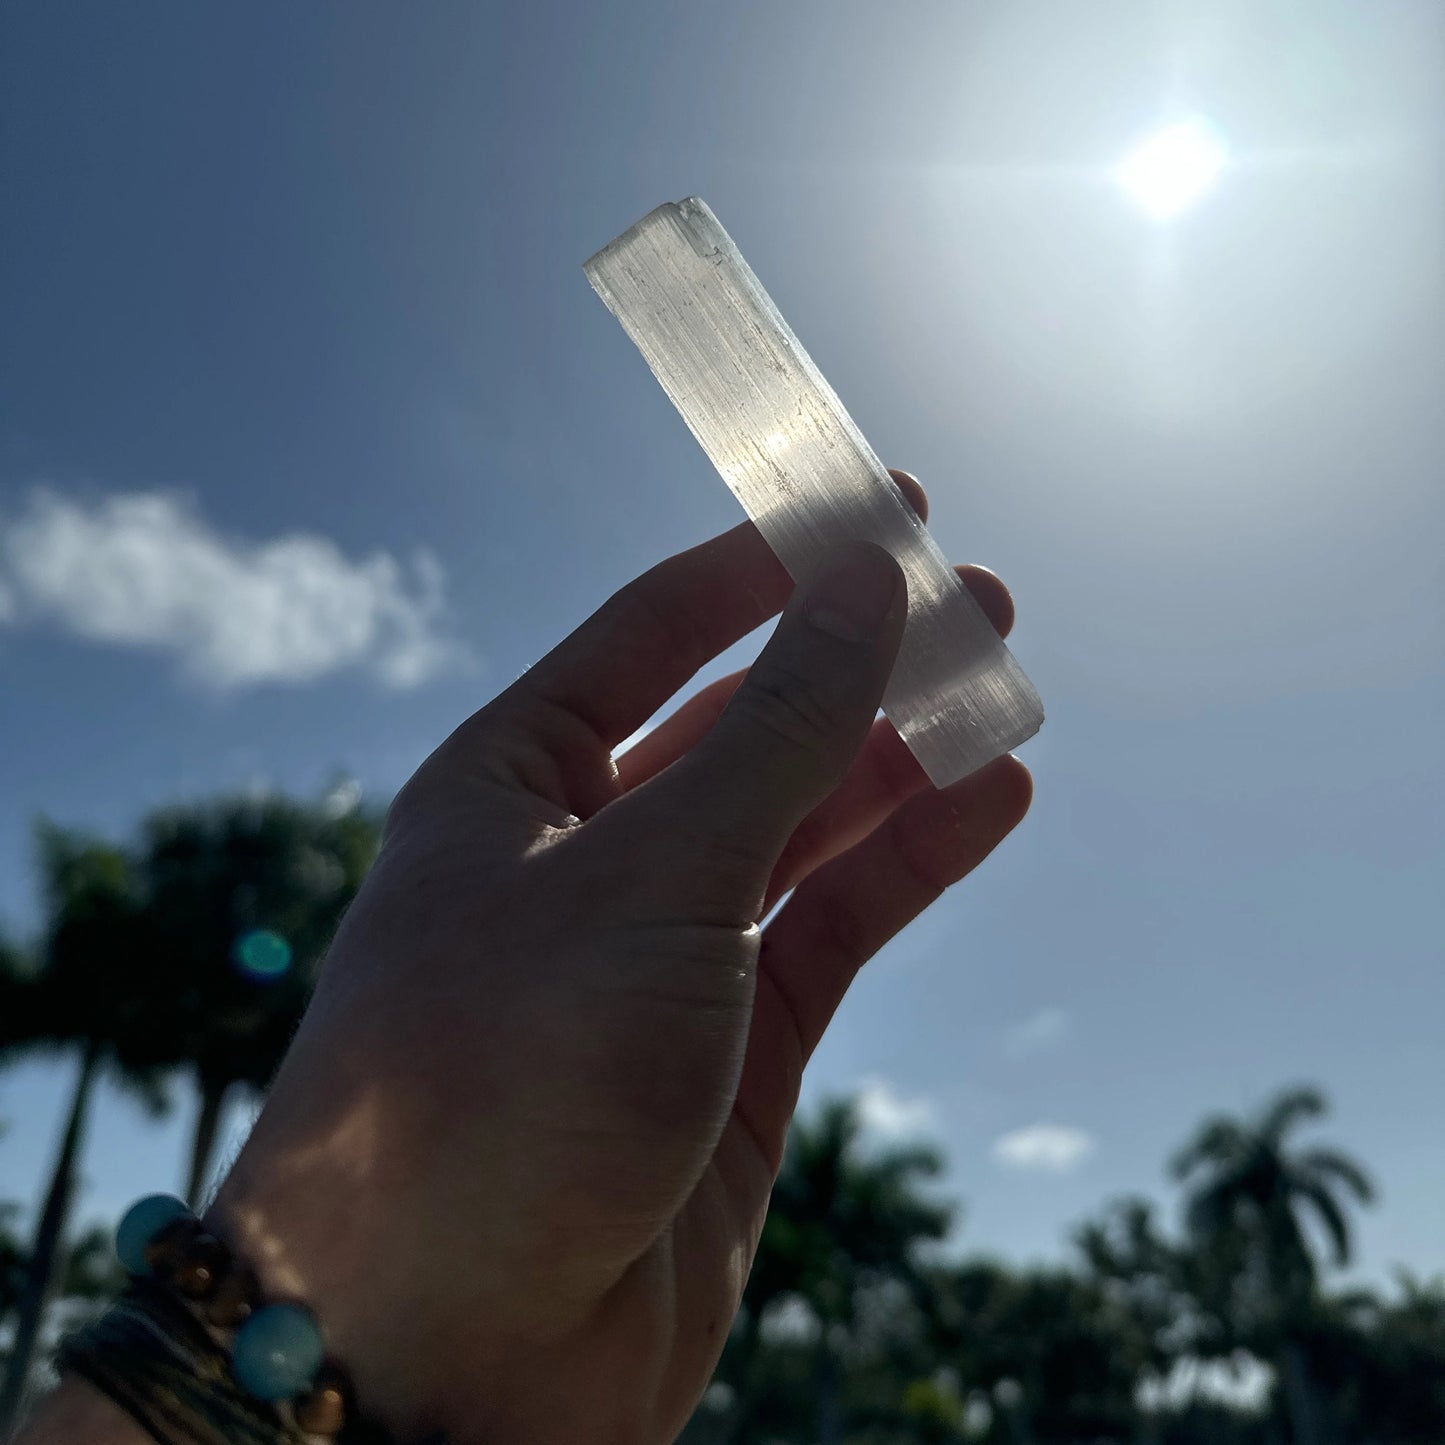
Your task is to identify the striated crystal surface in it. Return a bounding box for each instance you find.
[585,197,1043,786]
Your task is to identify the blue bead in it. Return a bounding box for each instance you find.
[232,1303,325,1401]
[115,1195,193,1276]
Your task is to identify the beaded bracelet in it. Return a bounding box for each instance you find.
[57,1194,429,1445]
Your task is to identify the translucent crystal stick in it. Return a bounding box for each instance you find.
[584,197,1043,787]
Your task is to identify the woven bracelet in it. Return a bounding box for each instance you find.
[56,1194,441,1445]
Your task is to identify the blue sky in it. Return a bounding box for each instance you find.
[2,1,1442,1285]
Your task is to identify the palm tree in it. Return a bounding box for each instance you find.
[723,1097,951,1445]
[1,1195,24,1324]
[924,1256,1158,1445]
[1366,1270,1445,1437]
[1171,1085,1375,1445]
[138,792,379,1204]
[0,825,174,1432]
[1,1207,126,1378]
[1075,1194,1247,1398]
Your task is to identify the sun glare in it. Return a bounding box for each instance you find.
[1116,118,1227,220]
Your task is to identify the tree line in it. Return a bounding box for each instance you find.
[0,788,379,1430]
[1,788,1442,1442]
[682,1094,1444,1445]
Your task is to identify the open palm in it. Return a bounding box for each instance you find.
[211,474,1032,1445]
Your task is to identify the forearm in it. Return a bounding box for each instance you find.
[13,1378,153,1445]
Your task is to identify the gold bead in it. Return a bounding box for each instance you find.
[174,1232,229,1300]
[293,1368,349,1436]
[204,1264,259,1326]
[144,1217,201,1278]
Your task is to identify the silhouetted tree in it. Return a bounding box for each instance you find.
[1171,1086,1374,1445]
[722,1099,950,1444]
[0,1196,23,1322]
[927,1257,1153,1442]
[0,827,172,1431]
[138,789,379,1205]
[1298,1270,1445,1443]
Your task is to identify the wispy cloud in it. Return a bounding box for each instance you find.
[856,1077,935,1139]
[0,490,466,688]
[1003,1008,1069,1058]
[992,1123,1094,1172]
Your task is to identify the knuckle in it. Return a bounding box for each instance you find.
[737,664,843,752]
[890,812,952,900]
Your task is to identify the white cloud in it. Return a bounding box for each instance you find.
[0,490,466,688]
[992,1123,1095,1172]
[1003,1008,1069,1057]
[856,1077,935,1139]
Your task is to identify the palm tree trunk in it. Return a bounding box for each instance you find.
[1003,1398,1036,1445]
[185,1079,228,1207]
[723,1307,763,1445]
[1280,1339,1327,1445]
[0,1041,102,1434]
[815,1337,843,1445]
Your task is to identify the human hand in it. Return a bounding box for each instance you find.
[207,472,1033,1444]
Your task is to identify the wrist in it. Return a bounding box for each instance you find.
[202,1035,498,1445]
[205,1148,430,1442]
[206,1135,615,1445]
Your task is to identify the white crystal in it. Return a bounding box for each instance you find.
[584,197,1043,787]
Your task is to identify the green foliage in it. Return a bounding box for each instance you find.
[686,1088,1436,1445]
[0,1201,125,1389]
[3,824,176,1104]
[757,1099,951,1325]
[1298,1272,1445,1441]
[0,1199,23,1321]
[926,1260,1151,1440]
[0,789,1438,1443]
[140,792,377,1095]
[1171,1083,1375,1329]
[0,824,180,1429]
[0,789,381,1427]
[135,791,380,1199]
[1168,1083,1378,1445]
[712,1099,951,1444]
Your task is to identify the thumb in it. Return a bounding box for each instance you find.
[648,540,907,873]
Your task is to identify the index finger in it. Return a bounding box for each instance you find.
[499,471,928,750]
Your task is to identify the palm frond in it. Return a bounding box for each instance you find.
[1170,1118,1249,1181]
[1183,1179,1238,1240]
[1299,1146,1376,1205]
[1257,1085,1326,1143]
[871,1142,945,1183]
[1296,1177,1353,1268]
[33,818,136,921]
[0,939,44,1053]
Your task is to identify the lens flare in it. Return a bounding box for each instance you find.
[232,929,293,980]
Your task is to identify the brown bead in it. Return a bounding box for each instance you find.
[144,1217,201,1278]
[174,1232,229,1300]
[293,1367,349,1436]
[204,1262,259,1326]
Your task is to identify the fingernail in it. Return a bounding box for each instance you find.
[803,542,903,642]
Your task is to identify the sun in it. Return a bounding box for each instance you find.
[1116,118,1227,220]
